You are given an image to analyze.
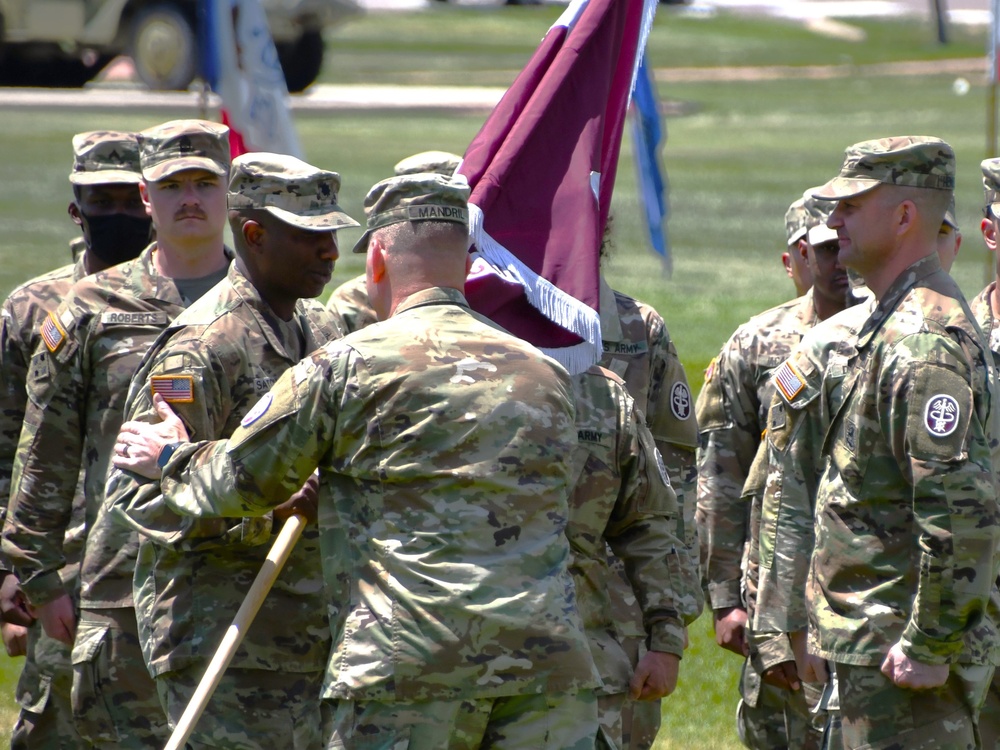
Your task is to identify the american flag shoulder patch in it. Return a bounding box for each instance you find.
[774,361,805,402]
[40,312,66,353]
[151,374,195,403]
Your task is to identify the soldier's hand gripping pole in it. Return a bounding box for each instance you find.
[163,513,307,750]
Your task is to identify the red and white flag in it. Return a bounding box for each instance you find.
[201,0,302,158]
[459,0,657,373]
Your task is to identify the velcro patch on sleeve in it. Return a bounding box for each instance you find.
[773,361,805,403]
[906,364,973,463]
[40,312,66,353]
[150,374,195,403]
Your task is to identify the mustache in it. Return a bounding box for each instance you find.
[174,208,206,220]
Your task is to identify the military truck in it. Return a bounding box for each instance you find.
[0,0,357,91]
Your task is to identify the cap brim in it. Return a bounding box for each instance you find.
[69,170,143,186]
[807,224,838,245]
[143,157,228,182]
[787,227,807,245]
[352,229,373,254]
[265,205,361,232]
[811,176,881,201]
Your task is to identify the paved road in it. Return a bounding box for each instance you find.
[695,0,989,24]
[1,83,505,113]
[2,0,990,113]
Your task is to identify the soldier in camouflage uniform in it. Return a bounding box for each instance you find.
[326,150,461,335]
[795,136,998,749]
[964,158,1000,750]
[0,130,151,749]
[597,239,700,748]
[782,197,815,297]
[750,202,963,749]
[114,172,601,749]
[1,119,232,747]
[568,363,701,748]
[696,187,854,750]
[104,153,357,748]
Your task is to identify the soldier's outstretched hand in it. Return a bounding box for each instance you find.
[114,393,190,479]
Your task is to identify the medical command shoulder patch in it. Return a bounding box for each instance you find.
[924,394,959,437]
[670,381,692,420]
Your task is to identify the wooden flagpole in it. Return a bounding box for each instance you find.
[163,513,307,750]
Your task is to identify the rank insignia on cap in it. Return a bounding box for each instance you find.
[924,394,959,437]
[774,361,805,402]
[41,312,66,353]
[151,375,194,403]
[241,393,273,427]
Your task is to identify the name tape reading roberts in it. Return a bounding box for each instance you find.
[101,311,170,326]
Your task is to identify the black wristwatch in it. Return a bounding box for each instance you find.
[157,442,183,469]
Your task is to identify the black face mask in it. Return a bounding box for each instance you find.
[81,212,153,266]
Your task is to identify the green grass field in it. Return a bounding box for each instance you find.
[0,5,995,748]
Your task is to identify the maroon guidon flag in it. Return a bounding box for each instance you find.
[459,0,658,373]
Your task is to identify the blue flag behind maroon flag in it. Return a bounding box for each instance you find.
[199,0,301,159]
[459,0,658,374]
[630,55,671,276]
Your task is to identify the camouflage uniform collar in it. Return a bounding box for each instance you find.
[856,253,943,349]
[72,253,89,283]
[134,243,235,305]
[227,261,313,363]
[598,276,623,343]
[971,281,1000,358]
[798,287,819,328]
[69,235,87,263]
[393,286,469,317]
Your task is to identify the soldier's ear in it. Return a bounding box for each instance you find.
[369,237,387,283]
[781,251,794,279]
[982,218,998,253]
[243,220,266,250]
[68,202,82,226]
[895,199,917,236]
[139,182,153,218]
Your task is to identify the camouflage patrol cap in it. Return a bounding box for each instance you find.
[812,136,955,201]
[981,158,1000,216]
[227,153,360,231]
[69,131,142,185]
[393,151,463,177]
[784,198,809,245]
[943,194,958,230]
[802,189,837,245]
[352,172,470,254]
[137,119,230,182]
